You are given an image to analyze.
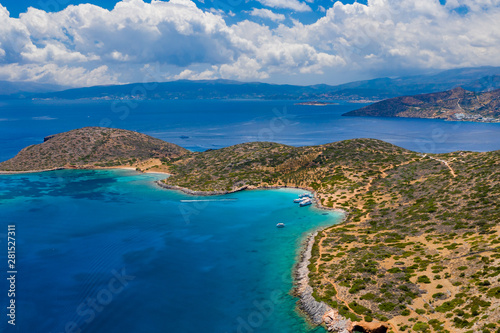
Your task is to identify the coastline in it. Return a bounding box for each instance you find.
[0,167,65,175]
[294,231,333,325]
[0,166,172,176]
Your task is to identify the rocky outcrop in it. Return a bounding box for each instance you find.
[44,134,56,142]
[323,310,353,333]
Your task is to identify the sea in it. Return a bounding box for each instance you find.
[1,99,500,162]
[0,99,499,333]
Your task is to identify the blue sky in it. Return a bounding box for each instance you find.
[2,0,367,18]
[0,0,497,87]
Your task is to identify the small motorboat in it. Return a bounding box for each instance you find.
[299,193,313,198]
[299,198,312,207]
[276,223,285,228]
[293,198,303,203]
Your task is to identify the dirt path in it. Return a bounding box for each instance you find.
[317,229,400,332]
[316,231,353,311]
[424,154,457,177]
[313,158,426,333]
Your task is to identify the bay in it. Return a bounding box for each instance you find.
[0,169,341,333]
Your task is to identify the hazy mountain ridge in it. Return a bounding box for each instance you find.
[0,80,67,95]
[2,67,500,101]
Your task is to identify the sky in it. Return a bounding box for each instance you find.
[0,0,499,87]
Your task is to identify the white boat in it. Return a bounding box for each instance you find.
[293,198,303,203]
[299,193,313,198]
[276,223,285,228]
[299,198,312,207]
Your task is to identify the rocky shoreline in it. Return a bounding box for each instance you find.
[294,231,333,325]
[294,232,391,333]
[0,167,65,174]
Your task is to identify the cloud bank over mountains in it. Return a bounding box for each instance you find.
[1,0,500,87]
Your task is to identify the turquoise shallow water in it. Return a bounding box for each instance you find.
[0,169,342,333]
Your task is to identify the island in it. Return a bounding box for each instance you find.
[343,87,500,123]
[1,127,499,333]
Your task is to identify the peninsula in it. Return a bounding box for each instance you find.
[0,127,189,173]
[1,127,499,333]
[343,87,500,123]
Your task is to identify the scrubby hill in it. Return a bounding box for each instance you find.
[0,127,189,171]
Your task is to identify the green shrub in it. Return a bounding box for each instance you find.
[417,275,431,284]
[401,309,410,316]
[413,321,430,332]
[378,302,396,312]
[349,301,371,315]
[360,293,376,301]
[487,287,500,299]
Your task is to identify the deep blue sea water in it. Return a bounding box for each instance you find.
[1,99,499,162]
[0,169,341,333]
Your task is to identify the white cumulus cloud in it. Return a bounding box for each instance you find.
[248,8,286,21]
[255,0,312,12]
[173,67,219,80]
[276,0,500,76]
[0,0,500,86]
[0,63,118,86]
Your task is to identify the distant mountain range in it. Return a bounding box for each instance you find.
[2,66,500,101]
[0,80,67,95]
[343,87,500,122]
